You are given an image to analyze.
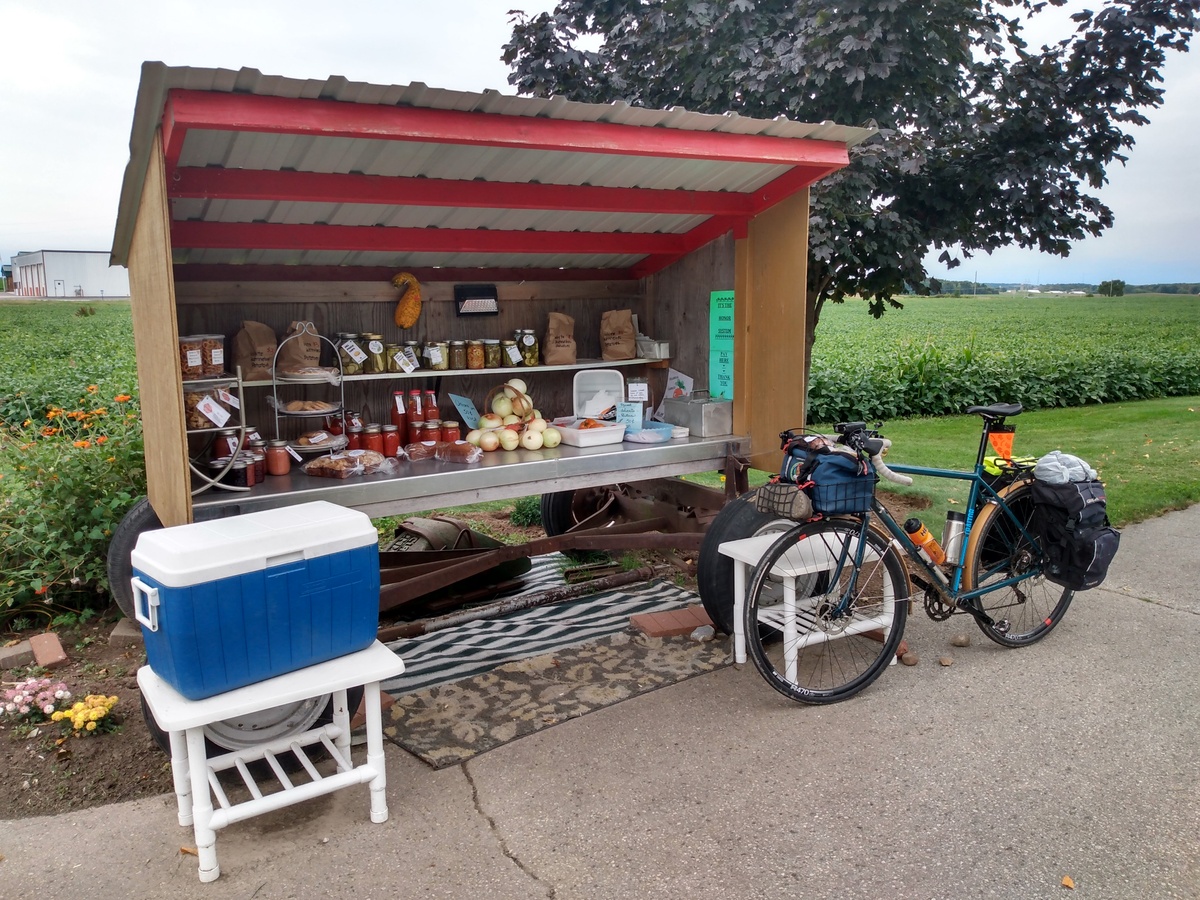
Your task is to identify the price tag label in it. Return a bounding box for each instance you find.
[505,344,523,365]
[393,349,415,374]
[195,395,230,427]
[341,340,367,364]
[186,349,202,368]
[427,345,444,366]
[403,347,420,368]
[217,389,240,409]
[627,381,650,402]
[307,431,329,445]
[617,401,643,432]
[286,445,303,461]
[394,393,406,414]
[210,347,225,366]
[368,339,383,353]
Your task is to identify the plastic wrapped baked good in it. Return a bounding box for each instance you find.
[403,441,438,461]
[435,441,483,464]
[301,449,395,479]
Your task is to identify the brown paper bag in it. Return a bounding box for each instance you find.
[277,321,322,370]
[600,309,636,361]
[543,312,577,366]
[232,320,277,381]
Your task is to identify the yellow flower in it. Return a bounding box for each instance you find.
[86,384,98,393]
[85,721,97,731]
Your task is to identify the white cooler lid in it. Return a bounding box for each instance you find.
[131,501,377,587]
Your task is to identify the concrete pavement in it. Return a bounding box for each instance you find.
[2,506,1198,899]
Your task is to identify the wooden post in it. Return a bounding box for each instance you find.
[734,188,809,473]
[127,132,191,526]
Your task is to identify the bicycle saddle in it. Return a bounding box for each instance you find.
[967,402,1023,420]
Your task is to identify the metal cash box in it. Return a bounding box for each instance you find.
[660,391,733,437]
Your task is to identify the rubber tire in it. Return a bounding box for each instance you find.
[540,487,622,560]
[106,497,162,619]
[744,518,910,705]
[962,481,1075,647]
[142,686,367,764]
[696,489,794,635]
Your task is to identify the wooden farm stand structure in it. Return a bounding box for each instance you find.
[110,62,872,608]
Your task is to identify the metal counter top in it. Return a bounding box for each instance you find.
[191,433,748,521]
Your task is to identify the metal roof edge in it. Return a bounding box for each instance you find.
[111,61,170,266]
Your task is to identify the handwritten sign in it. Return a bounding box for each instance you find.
[616,401,643,432]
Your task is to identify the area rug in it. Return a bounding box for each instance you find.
[382,629,731,769]
[381,554,699,695]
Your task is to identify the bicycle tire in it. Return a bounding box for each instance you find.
[744,517,910,705]
[962,480,1075,647]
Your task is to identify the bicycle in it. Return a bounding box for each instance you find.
[743,402,1073,705]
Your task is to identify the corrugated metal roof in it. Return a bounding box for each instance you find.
[112,63,876,278]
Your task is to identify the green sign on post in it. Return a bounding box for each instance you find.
[709,290,735,399]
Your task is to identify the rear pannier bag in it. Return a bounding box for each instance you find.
[1030,479,1120,591]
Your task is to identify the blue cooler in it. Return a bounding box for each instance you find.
[130,501,380,700]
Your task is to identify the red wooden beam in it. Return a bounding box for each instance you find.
[164,90,852,168]
[168,167,755,217]
[170,220,686,256]
[171,264,638,283]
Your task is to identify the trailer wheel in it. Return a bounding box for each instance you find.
[696,488,793,635]
[540,487,621,536]
[106,497,162,619]
[141,687,366,763]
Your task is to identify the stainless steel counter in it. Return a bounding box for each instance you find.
[191,434,748,521]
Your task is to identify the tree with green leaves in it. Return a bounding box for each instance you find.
[1098,279,1127,296]
[504,1,1198,372]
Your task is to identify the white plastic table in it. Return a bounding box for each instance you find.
[138,640,406,883]
[717,533,891,673]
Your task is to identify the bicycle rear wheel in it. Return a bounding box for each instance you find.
[744,517,910,705]
[962,480,1075,647]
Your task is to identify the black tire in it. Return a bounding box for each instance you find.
[744,518,909,705]
[106,497,162,619]
[697,489,796,635]
[142,686,367,764]
[539,487,622,535]
[962,480,1075,647]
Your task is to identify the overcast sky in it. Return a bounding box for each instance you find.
[2,0,1196,287]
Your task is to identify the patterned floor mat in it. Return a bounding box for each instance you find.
[382,628,731,769]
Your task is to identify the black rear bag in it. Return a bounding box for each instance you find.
[1030,479,1121,591]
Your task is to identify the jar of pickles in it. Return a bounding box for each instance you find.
[425,341,449,371]
[402,341,423,370]
[336,332,366,375]
[385,344,405,373]
[361,333,386,374]
[500,339,522,367]
[518,329,539,367]
[483,338,502,368]
[466,340,485,369]
[448,340,467,370]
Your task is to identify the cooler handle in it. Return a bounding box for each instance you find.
[131,577,160,632]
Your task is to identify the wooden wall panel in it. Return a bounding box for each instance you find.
[127,134,191,526]
[736,188,809,471]
[642,233,734,408]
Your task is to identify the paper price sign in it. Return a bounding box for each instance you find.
[195,395,230,427]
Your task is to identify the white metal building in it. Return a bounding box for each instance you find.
[11,250,130,298]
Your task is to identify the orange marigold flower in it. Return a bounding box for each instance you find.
[74,440,91,449]
[41,426,59,437]
[22,418,31,427]
[92,408,107,416]
[114,394,132,403]
[46,409,61,419]
[96,435,108,445]
[105,456,116,463]
[87,384,99,393]
[35,585,48,595]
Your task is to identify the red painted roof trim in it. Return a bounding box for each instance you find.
[171,264,638,283]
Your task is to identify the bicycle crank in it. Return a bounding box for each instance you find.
[923,588,955,621]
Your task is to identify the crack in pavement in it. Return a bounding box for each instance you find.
[462,761,556,898]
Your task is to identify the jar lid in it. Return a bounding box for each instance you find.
[449,340,466,346]
[441,420,459,427]
[195,333,225,340]
[348,425,364,434]
[483,338,500,344]
[248,439,267,448]
[268,439,288,447]
[361,332,382,340]
[381,424,399,432]
[336,332,360,339]
[364,424,382,433]
[501,339,516,345]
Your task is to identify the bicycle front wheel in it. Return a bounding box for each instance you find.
[744,518,910,705]
[962,480,1075,647]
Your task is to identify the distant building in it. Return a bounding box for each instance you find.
[10,250,130,298]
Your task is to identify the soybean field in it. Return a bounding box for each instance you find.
[807,294,1200,422]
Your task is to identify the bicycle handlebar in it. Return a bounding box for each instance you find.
[834,422,914,487]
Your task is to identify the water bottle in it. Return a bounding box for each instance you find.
[942,511,967,567]
[904,517,946,565]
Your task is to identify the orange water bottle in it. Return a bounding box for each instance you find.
[904,518,946,565]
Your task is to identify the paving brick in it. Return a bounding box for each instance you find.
[28,632,68,669]
[109,618,144,648]
[631,605,714,638]
[0,640,36,670]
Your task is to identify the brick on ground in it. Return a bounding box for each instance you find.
[29,632,68,669]
[630,604,713,638]
[0,640,36,670]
